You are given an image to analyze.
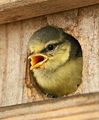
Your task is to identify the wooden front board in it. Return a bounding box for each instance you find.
[0,92,99,120]
[0,2,99,109]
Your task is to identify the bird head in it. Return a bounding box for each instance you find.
[28,26,82,72]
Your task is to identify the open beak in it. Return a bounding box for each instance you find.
[28,53,48,70]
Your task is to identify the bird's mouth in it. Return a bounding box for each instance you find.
[28,54,48,70]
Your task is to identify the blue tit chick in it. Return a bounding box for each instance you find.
[28,26,82,97]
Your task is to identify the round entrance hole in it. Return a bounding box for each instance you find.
[26,26,83,100]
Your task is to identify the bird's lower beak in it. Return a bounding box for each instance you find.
[28,53,48,70]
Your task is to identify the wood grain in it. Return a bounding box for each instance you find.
[0,4,99,107]
[0,92,99,120]
[0,0,99,24]
[0,24,7,106]
[0,0,10,5]
[0,17,48,107]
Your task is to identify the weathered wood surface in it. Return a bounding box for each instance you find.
[0,0,17,5]
[0,0,99,24]
[0,92,99,120]
[0,4,99,107]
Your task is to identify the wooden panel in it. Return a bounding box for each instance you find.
[0,24,7,106]
[0,4,99,107]
[0,0,99,25]
[0,17,48,107]
[0,0,18,5]
[0,92,99,120]
[0,0,10,5]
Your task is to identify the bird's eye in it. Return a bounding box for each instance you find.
[46,44,55,51]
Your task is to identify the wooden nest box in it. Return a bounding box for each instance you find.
[0,0,99,119]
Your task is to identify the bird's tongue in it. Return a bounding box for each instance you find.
[28,54,48,69]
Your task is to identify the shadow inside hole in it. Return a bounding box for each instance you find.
[26,26,83,100]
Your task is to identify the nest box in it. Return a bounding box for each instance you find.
[0,0,99,119]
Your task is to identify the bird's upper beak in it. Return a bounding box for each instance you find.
[28,53,48,70]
